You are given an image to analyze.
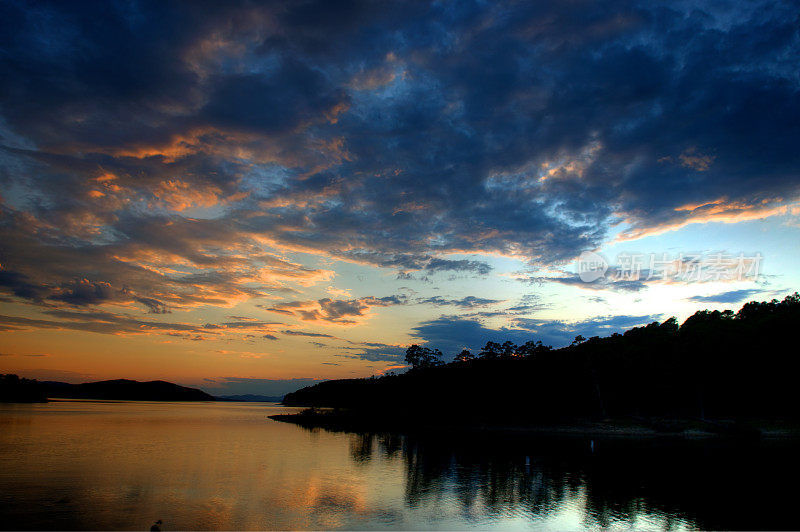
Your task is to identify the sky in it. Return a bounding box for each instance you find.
[1,0,799,396]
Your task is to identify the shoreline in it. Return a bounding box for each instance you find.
[269,411,800,440]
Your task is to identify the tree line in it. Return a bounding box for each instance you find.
[405,339,553,369]
[284,293,800,424]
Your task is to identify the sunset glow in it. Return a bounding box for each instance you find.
[1,0,799,397]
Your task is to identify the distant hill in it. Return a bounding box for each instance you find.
[282,293,800,430]
[41,379,215,401]
[216,394,284,402]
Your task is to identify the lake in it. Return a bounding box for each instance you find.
[1,401,796,530]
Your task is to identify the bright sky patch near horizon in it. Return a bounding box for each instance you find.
[1,1,798,396]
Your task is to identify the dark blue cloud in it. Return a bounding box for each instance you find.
[281,330,335,338]
[425,259,492,275]
[519,274,648,293]
[0,269,46,301]
[415,295,502,309]
[687,289,764,304]
[49,279,116,306]
[202,60,346,135]
[134,296,169,314]
[337,343,408,363]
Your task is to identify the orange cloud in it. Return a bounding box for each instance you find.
[0,310,284,342]
[94,172,118,183]
[617,198,797,241]
[152,179,225,211]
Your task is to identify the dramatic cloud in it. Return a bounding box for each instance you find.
[0,1,797,371]
[1,1,795,309]
[0,205,333,313]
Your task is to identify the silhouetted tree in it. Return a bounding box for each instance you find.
[571,335,586,346]
[405,345,444,369]
[516,340,552,357]
[454,349,475,363]
[479,341,502,359]
[500,341,518,359]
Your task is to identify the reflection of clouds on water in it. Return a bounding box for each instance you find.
[2,402,797,530]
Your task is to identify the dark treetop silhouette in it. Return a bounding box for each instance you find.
[0,374,47,403]
[277,293,800,433]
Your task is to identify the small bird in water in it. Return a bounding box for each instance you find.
[150,519,162,531]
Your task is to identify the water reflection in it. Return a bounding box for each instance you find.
[315,426,799,530]
[1,402,797,530]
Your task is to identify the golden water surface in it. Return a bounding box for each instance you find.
[1,400,793,530]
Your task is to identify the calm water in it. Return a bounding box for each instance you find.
[0,401,797,530]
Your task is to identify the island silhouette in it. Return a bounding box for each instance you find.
[0,377,215,402]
